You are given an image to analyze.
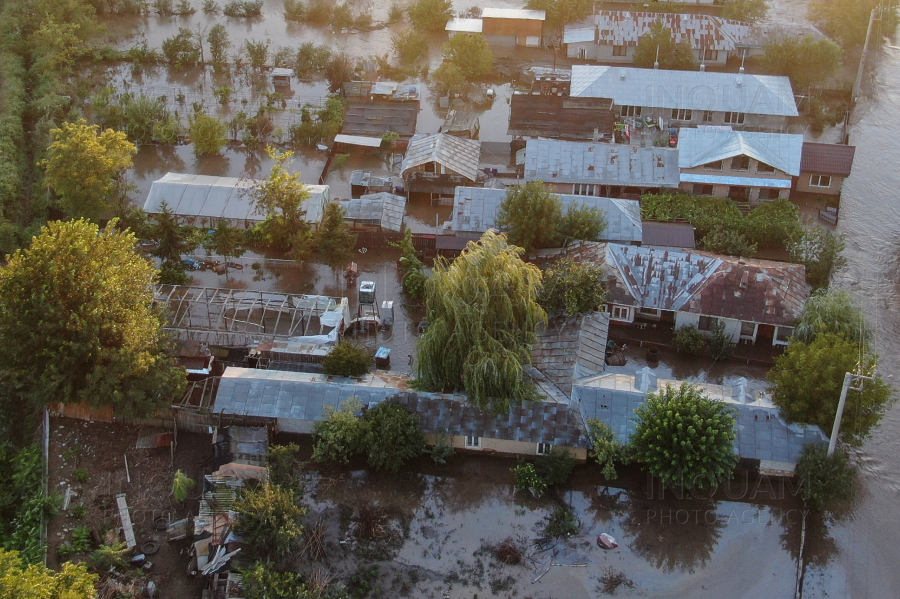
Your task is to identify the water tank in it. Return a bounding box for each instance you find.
[359,281,376,304]
[381,301,394,327]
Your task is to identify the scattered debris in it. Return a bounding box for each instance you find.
[599,567,634,594]
[303,520,328,561]
[353,505,391,542]
[492,539,523,565]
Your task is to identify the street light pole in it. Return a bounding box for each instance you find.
[827,371,875,456]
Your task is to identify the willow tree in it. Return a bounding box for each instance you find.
[415,230,546,412]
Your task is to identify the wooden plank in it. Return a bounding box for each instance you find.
[115,494,137,549]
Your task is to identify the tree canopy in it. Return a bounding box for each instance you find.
[760,35,843,91]
[442,33,493,80]
[794,288,869,346]
[630,385,738,490]
[633,20,699,71]
[249,147,314,255]
[722,0,769,23]
[0,220,186,420]
[235,483,307,560]
[525,0,593,32]
[415,231,546,412]
[315,202,357,268]
[0,549,96,599]
[538,258,608,316]
[789,225,847,290]
[322,341,371,377]
[809,0,898,48]
[406,0,453,31]
[189,112,227,156]
[42,120,136,222]
[768,332,893,445]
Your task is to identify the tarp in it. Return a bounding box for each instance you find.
[335,134,383,148]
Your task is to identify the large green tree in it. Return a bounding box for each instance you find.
[235,483,307,560]
[316,202,357,268]
[768,333,893,445]
[406,0,453,32]
[538,258,608,316]
[809,0,898,48]
[0,549,96,599]
[0,220,186,420]
[363,402,426,473]
[42,120,136,222]
[416,230,546,412]
[497,182,606,250]
[794,288,868,345]
[633,20,699,71]
[189,112,228,156]
[630,385,738,490]
[249,147,314,255]
[761,35,843,91]
[525,0,593,32]
[442,33,493,80]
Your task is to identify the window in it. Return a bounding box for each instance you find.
[620,105,642,117]
[809,175,832,188]
[704,49,719,61]
[740,321,756,337]
[703,110,714,122]
[573,183,595,196]
[724,112,745,124]
[537,443,553,455]
[692,183,714,196]
[610,305,632,321]
[703,160,723,171]
[728,186,750,202]
[775,326,794,344]
[730,156,750,171]
[757,162,776,174]
[698,316,718,331]
[578,47,587,59]
[612,45,627,56]
[671,109,693,121]
[465,436,481,449]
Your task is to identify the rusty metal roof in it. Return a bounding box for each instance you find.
[800,142,856,176]
[588,10,750,51]
[508,95,615,140]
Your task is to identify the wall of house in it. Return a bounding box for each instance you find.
[677,182,789,203]
[425,433,588,462]
[567,44,729,65]
[674,313,742,342]
[482,17,543,38]
[612,105,788,131]
[678,158,792,204]
[795,172,843,196]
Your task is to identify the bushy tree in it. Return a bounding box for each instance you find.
[809,0,898,47]
[42,120,136,222]
[249,147,314,254]
[795,443,857,511]
[539,258,607,316]
[789,225,847,290]
[322,341,371,377]
[630,385,738,490]
[586,419,627,480]
[0,549,96,599]
[761,35,842,90]
[769,333,893,445]
[242,562,319,599]
[794,288,869,345]
[266,444,304,491]
[364,402,425,473]
[431,62,466,96]
[634,20,699,71]
[709,321,732,362]
[324,52,353,93]
[673,324,707,355]
[525,0,592,32]
[392,29,428,64]
[745,198,803,250]
[393,228,428,301]
[206,219,246,275]
[496,181,564,251]
[151,202,199,284]
[442,33,493,79]
[534,447,575,487]
[723,0,769,22]
[406,0,453,31]
[415,231,546,412]
[316,202,357,268]
[560,203,607,243]
[162,27,201,68]
[235,483,307,559]
[0,220,186,419]
[207,24,230,66]
[172,470,196,503]
[312,400,369,464]
[189,113,227,156]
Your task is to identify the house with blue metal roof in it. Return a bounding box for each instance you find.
[571,368,828,474]
[570,65,798,130]
[677,127,804,203]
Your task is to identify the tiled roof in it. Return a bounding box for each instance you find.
[452,186,643,243]
[585,10,750,51]
[572,372,828,466]
[340,192,407,232]
[565,241,811,326]
[508,95,615,140]
[640,221,696,249]
[531,313,610,397]
[524,139,681,187]
[394,393,590,448]
[800,142,856,176]
[400,134,482,182]
[570,65,799,117]
[678,127,804,176]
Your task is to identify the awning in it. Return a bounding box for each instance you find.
[334,134,383,148]
[679,173,792,188]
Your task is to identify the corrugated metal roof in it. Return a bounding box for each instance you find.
[531,312,610,397]
[334,134,383,147]
[400,134,481,182]
[563,25,595,44]
[570,65,799,117]
[446,17,483,32]
[452,186,643,243]
[482,7,545,20]
[340,192,407,232]
[572,373,828,466]
[678,127,803,176]
[577,10,750,51]
[800,142,856,176]
[524,139,680,187]
[342,102,419,138]
[143,173,328,224]
[508,95,616,140]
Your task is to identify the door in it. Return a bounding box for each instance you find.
[756,324,775,346]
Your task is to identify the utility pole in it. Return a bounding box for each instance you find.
[827,371,875,456]
[851,8,878,103]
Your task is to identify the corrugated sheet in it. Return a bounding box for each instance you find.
[570,65,799,117]
[342,102,419,138]
[678,127,803,175]
[452,186,643,243]
[800,142,856,176]
[341,192,407,232]
[445,17,483,32]
[508,95,615,140]
[400,134,481,182]
[586,10,750,51]
[680,173,792,188]
[481,7,545,20]
[524,139,680,187]
[531,312,610,397]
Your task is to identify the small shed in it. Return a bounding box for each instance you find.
[481,7,545,47]
[350,170,394,198]
[342,101,419,139]
[440,110,481,139]
[271,68,293,87]
[339,192,407,233]
[400,134,482,195]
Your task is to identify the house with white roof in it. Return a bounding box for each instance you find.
[451,186,643,244]
[523,138,681,197]
[564,11,751,65]
[143,173,328,229]
[446,8,545,46]
[570,65,798,130]
[677,127,803,203]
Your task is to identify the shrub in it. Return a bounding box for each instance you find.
[392,29,428,64]
[322,341,371,377]
[795,443,857,511]
[223,0,262,16]
[538,258,607,316]
[161,27,200,68]
[673,324,707,355]
[512,462,548,497]
[542,506,579,538]
[363,402,426,473]
[534,447,575,487]
[189,113,227,156]
[266,444,304,491]
[407,0,453,31]
[708,321,732,362]
[428,431,455,465]
[283,0,304,20]
[235,484,307,559]
[312,400,368,464]
[172,469,196,502]
[73,468,90,483]
[586,419,627,480]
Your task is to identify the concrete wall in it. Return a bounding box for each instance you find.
[426,433,588,463]
[795,172,843,196]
